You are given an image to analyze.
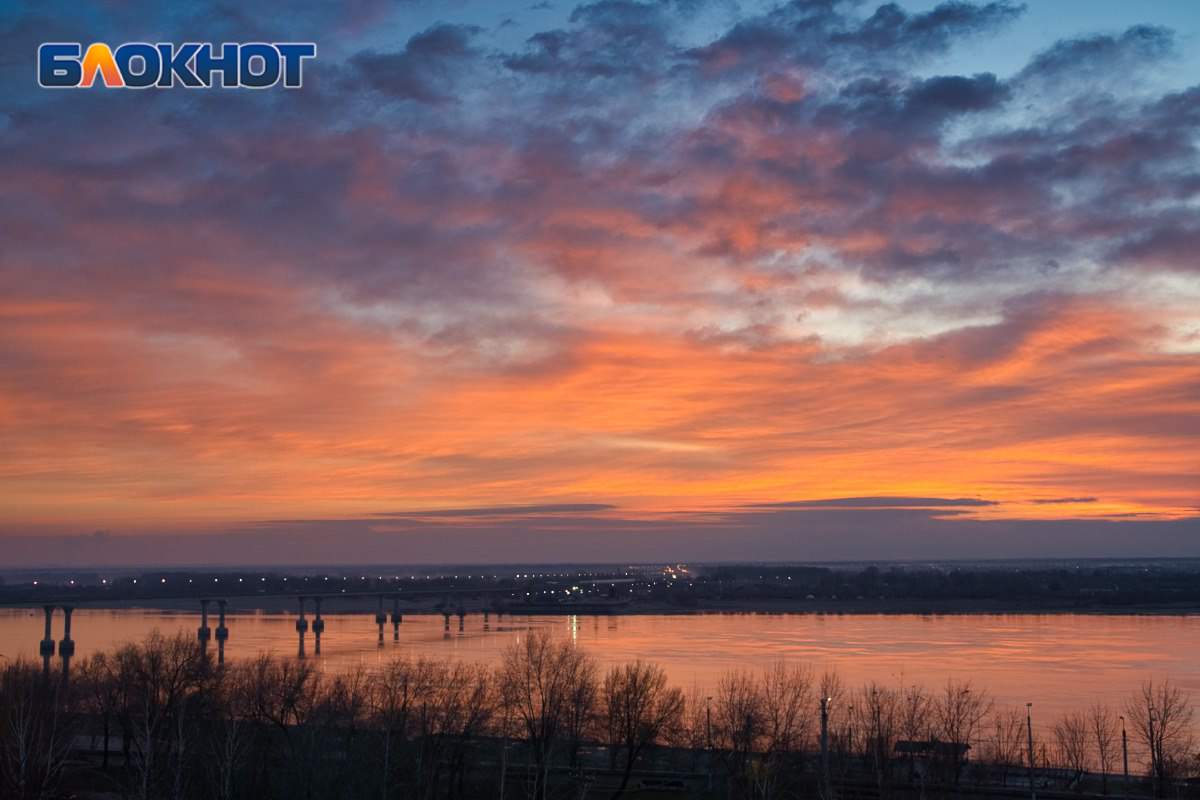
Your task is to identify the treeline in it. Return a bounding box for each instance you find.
[1,631,1197,800]
[691,564,1200,607]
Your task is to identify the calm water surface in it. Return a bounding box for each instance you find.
[2,609,1195,725]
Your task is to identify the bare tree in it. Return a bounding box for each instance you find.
[75,652,121,772]
[711,669,762,796]
[852,684,899,795]
[897,683,931,744]
[932,680,992,783]
[443,662,495,800]
[896,683,931,782]
[759,662,816,756]
[113,631,208,800]
[563,659,598,771]
[750,662,815,797]
[0,661,73,800]
[602,661,684,799]
[241,653,323,800]
[1088,703,1119,795]
[498,629,596,800]
[982,709,1028,788]
[1125,680,1195,796]
[674,686,709,752]
[205,664,250,800]
[1052,710,1089,789]
[371,657,439,799]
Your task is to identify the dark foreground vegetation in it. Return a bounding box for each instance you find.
[3,631,1198,800]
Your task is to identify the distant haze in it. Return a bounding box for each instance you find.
[4,504,1200,567]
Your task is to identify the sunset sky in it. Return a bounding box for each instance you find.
[1,1,1198,565]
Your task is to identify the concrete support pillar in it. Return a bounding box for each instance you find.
[483,609,490,630]
[391,597,401,642]
[59,606,75,685]
[296,597,309,659]
[312,598,324,656]
[457,605,465,632]
[198,599,212,658]
[215,600,229,666]
[39,606,55,681]
[375,595,386,647]
[443,611,451,632]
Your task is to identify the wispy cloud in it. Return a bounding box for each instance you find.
[372,503,617,518]
[0,1,1197,557]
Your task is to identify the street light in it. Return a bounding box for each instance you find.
[705,696,713,791]
[1120,715,1129,800]
[1148,709,1158,797]
[1026,702,1036,800]
[820,697,833,800]
[847,704,855,757]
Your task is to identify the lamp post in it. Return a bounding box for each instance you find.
[848,704,855,760]
[871,688,883,787]
[706,696,712,749]
[1148,709,1158,797]
[706,696,713,791]
[821,697,832,800]
[1120,715,1129,800]
[1026,702,1036,800]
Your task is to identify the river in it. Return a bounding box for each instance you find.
[2,608,1195,727]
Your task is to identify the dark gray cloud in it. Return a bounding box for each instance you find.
[904,73,1009,117]
[1031,497,1098,505]
[688,0,1022,75]
[504,0,677,84]
[832,1,1024,57]
[746,496,998,509]
[1016,24,1175,87]
[352,23,482,102]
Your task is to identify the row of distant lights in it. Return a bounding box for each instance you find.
[37,569,633,587]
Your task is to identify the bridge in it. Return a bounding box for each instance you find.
[16,585,523,683]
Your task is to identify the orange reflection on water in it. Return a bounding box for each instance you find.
[3,609,1196,727]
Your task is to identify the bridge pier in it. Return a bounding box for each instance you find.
[59,606,75,685]
[457,606,465,632]
[39,606,55,681]
[312,598,324,655]
[198,599,212,658]
[391,597,401,642]
[375,595,386,647]
[215,600,229,666]
[296,597,309,659]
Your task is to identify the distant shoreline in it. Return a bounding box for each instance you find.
[5,596,1199,617]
